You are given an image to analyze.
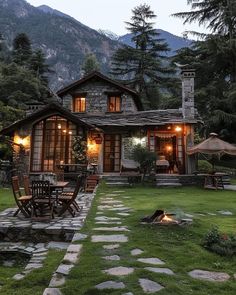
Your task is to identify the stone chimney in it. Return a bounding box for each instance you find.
[181,68,195,119]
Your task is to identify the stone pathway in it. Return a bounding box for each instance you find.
[188,269,230,282]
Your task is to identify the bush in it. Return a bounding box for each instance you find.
[198,160,212,173]
[202,227,236,257]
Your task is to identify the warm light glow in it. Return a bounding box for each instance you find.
[87,138,98,154]
[58,124,62,129]
[175,126,182,132]
[63,129,67,133]
[166,145,172,152]
[167,126,171,130]
[14,135,30,148]
[68,131,72,135]
[161,214,173,222]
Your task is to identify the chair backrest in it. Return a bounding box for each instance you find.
[23,175,31,196]
[12,176,22,200]
[31,180,50,200]
[73,175,84,197]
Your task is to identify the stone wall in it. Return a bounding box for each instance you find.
[61,80,138,114]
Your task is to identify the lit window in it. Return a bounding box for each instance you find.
[74,97,86,112]
[108,96,121,112]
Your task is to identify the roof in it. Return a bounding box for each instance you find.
[75,109,201,127]
[0,103,96,136]
[57,71,143,111]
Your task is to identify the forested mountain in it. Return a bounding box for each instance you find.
[0,0,191,90]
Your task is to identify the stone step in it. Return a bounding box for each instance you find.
[106,182,130,187]
[156,183,182,187]
[156,178,179,183]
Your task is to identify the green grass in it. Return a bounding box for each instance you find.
[61,184,236,295]
[0,188,15,211]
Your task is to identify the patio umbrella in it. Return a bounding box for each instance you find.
[187,133,236,156]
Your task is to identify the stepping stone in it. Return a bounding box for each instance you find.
[13,273,25,280]
[122,293,134,295]
[100,200,123,204]
[207,213,217,216]
[47,242,69,250]
[188,269,230,282]
[109,207,131,211]
[102,255,120,261]
[103,266,134,276]
[92,235,128,243]
[103,244,120,250]
[131,248,144,256]
[145,267,174,275]
[67,244,82,253]
[95,216,121,221]
[72,233,88,241]
[96,221,122,225]
[56,264,74,275]
[43,288,62,295]
[217,210,233,216]
[117,212,130,216]
[93,226,129,232]
[63,253,78,264]
[49,274,66,287]
[139,278,164,293]
[95,281,125,290]
[137,258,165,265]
[234,274,236,279]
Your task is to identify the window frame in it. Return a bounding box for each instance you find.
[107,95,122,113]
[73,96,86,113]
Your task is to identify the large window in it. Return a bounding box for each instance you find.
[31,116,78,172]
[74,97,86,112]
[108,96,121,112]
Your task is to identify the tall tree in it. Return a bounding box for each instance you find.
[82,53,100,75]
[111,4,175,109]
[12,33,32,66]
[30,49,51,85]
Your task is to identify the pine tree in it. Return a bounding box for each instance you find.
[82,53,100,75]
[111,4,175,109]
[12,33,32,66]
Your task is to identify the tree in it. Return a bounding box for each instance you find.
[12,33,32,66]
[82,53,100,75]
[30,49,51,85]
[111,4,175,109]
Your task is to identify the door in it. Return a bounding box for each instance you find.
[103,134,121,172]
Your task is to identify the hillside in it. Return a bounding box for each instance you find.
[0,0,192,90]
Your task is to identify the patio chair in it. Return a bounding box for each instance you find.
[58,175,83,217]
[85,174,99,193]
[11,176,32,218]
[23,175,31,196]
[31,180,55,221]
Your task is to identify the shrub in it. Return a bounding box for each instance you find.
[203,227,236,257]
[198,160,212,173]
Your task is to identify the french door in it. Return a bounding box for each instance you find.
[103,134,121,172]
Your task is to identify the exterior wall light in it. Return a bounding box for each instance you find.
[175,126,182,132]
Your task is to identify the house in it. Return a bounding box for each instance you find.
[0,69,200,178]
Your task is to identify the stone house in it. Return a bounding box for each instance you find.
[0,70,200,177]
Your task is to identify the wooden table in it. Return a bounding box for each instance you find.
[204,174,224,190]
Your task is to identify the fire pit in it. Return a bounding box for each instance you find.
[141,209,192,226]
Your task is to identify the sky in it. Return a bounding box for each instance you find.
[26,0,206,37]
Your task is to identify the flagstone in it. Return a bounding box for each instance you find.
[49,274,66,287]
[92,235,128,243]
[131,248,144,256]
[56,264,74,275]
[95,221,122,225]
[145,267,174,275]
[188,269,230,282]
[93,226,129,232]
[103,244,120,250]
[72,233,88,242]
[95,281,125,290]
[102,255,120,261]
[137,258,165,265]
[217,210,233,216]
[95,216,121,221]
[103,266,134,276]
[117,212,130,216]
[47,242,70,250]
[43,288,62,295]
[139,278,164,293]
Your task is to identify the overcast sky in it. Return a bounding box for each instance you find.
[27,0,206,37]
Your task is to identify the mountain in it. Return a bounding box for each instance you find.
[119,30,192,56]
[0,0,118,90]
[0,0,192,90]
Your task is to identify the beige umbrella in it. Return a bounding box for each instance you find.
[187,133,236,156]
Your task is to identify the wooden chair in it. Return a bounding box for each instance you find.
[58,175,83,217]
[23,175,31,196]
[11,176,32,218]
[85,175,99,193]
[31,180,55,220]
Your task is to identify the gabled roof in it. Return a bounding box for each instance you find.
[0,103,96,136]
[57,71,143,111]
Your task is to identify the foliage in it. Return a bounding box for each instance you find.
[72,136,87,163]
[12,33,32,66]
[82,53,100,75]
[197,160,212,173]
[111,4,177,109]
[131,144,156,178]
[203,226,236,257]
[172,1,236,142]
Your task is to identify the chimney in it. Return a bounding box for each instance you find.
[181,68,195,119]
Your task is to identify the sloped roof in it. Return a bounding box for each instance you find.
[76,109,200,127]
[0,103,96,136]
[57,71,143,111]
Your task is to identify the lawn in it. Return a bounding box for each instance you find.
[0,188,15,211]
[61,184,236,295]
[0,184,235,294]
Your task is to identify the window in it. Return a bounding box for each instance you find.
[108,96,121,112]
[74,97,86,112]
[31,116,78,172]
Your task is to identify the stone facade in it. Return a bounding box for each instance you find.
[182,69,195,119]
[61,80,138,114]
